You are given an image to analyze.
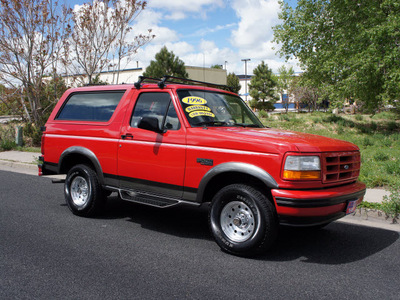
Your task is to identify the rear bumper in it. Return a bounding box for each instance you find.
[271,181,366,227]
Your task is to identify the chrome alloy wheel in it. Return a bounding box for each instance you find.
[70,176,89,208]
[220,201,257,242]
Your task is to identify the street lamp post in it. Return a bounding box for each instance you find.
[241,59,250,102]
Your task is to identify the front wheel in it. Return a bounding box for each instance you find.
[64,164,105,217]
[209,184,278,256]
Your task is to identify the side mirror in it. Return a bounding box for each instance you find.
[138,116,165,134]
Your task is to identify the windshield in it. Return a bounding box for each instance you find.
[177,90,264,128]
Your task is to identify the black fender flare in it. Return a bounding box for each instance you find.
[59,146,105,184]
[195,162,278,202]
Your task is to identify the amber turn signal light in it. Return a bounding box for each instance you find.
[283,170,321,180]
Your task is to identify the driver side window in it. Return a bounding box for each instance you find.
[131,92,180,130]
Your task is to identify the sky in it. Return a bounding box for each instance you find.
[70,0,299,76]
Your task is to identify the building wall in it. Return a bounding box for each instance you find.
[63,66,227,87]
[186,66,227,85]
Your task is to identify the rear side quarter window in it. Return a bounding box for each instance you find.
[56,91,125,122]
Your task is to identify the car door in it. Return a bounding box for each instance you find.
[117,91,186,198]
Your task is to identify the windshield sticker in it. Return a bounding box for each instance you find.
[189,111,215,118]
[185,105,211,113]
[182,96,207,105]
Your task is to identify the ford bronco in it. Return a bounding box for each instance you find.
[39,76,366,256]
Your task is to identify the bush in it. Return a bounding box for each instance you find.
[385,161,400,175]
[387,121,398,132]
[337,125,344,134]
[358,201,382,210]
[0,139,16,151]
[362,137,374,147]
[370,121,378,131]
[258,110,269,119]
[279,114,290,121]
[373,151,390,162]
[381,184,400,223]
[325,114,343,123]
[23,123,42,147]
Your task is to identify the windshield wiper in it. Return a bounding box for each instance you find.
[233,123,262,128]
[195,121,228,127]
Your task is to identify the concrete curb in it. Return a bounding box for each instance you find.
[0,159,37,170]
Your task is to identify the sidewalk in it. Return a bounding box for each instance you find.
[0,150,39,173]
[0,150,398,231]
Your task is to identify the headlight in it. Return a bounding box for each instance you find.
[283,155,321,180]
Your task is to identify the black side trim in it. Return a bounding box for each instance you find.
[104,173,199,198]
[39,159,58,175]
[109,173,182,191]
[184,186,197,194]
[275,189,366,208]
[279,212,346,227]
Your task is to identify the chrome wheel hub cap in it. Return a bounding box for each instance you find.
[70,176,89,208]
[220,201,256,242]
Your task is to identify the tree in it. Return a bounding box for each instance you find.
[248,61,278,111]
[227,73,241,94]
[40,75,68,122]
[0,85,20,116]
[273,0,400,113]
[289,76,323,112]
[211,64,223,69]
[108,1,154,84]
[0,0,71,125]
[276,65,294,113]
[68,0,152,85]
[143,46,188,79]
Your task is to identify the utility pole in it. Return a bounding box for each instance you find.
[241,59,250,102]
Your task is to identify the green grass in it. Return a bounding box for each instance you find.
[260,111,400,188]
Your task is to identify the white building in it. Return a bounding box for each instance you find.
[63,66,227,87]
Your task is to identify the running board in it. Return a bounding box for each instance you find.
[119,189,199,208]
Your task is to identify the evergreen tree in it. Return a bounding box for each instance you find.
[143,46,188,79]
[249,61,278,111]
[227,72,241,94]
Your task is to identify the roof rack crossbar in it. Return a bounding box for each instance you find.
[133,75,233,92]
[134,76,161,89]
[160,75,233,92]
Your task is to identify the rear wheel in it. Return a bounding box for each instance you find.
[64,164,105,217]
[209,184,278,256]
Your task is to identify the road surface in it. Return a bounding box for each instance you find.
[1,170,399,299]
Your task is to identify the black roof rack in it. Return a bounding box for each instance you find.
[134,75,233,92]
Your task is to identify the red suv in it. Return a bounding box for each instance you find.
[39,76,366,256]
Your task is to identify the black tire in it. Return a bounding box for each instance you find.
[209,184,278,256]
[64,164,105,217]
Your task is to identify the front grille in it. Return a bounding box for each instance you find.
[322,152,361,183]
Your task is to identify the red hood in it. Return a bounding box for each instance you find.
[186,127,359,153]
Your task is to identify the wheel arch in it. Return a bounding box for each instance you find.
[196,162,278,203]
[59,147,105,184]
